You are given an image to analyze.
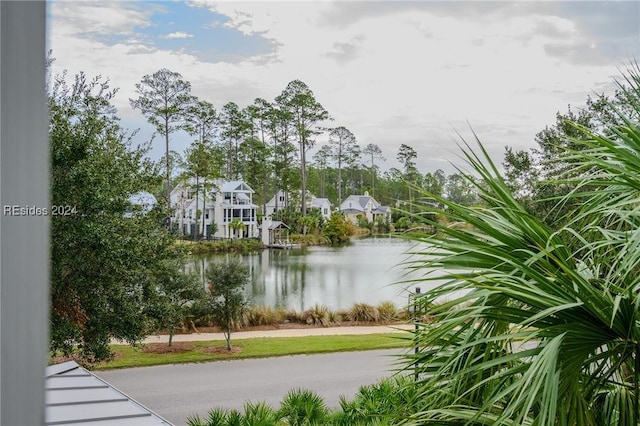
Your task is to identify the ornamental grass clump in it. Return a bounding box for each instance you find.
[243,305,286,327]
[348,303,380,323]
[303,304,332,326]
[376,301,398,323]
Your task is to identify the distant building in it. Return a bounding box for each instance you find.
[170,179,258,239]
[264,189,288,218]
[265,190,332,219]
[310,197,332,219]
[338,191,391,224]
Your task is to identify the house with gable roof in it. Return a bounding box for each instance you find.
[217,180,258,238]
[338,191,391,225]
[265,190,333,219]
[170,179,258,239]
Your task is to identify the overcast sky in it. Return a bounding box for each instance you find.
[47,1,640,174]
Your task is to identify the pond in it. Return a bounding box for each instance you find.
[187,236,432,311]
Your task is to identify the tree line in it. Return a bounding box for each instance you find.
[129,68,481,219]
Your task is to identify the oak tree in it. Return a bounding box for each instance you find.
[50,71,189,363]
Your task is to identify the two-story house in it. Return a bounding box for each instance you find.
[216,180,258,238]
[170,179,258,239]
[338,191,391,224]
[265,189,333,219]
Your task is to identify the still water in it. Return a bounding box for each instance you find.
[188,236,430,311]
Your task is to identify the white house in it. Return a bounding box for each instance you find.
[338,191,391,224]
[265,190,332,219]
[264,189,288,217]
[170,179,258,239]
[310,197,332,219]
[217,180,259,238]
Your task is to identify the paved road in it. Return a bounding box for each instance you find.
[97,349,404,425]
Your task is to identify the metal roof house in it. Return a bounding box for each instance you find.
[45,361,172,425]
[338,191,391,224]
[169,179,259,239]
[265,190,333,219]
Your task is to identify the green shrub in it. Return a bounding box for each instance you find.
[240,401,282,426]
[394,216,411,230]
[278,388,329,426]
[186,407,244,426]
[290,233,327,246]
[331,376,417,425]
[322,213,353,245]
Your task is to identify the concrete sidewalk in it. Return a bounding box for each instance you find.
[137,324,414,344]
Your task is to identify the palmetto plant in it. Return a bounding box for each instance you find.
[278,388,330,425]
[399,64,640,425]
[229,219,246,238]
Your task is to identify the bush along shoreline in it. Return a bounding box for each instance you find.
[177,231,408,255]
[174,302,416,335]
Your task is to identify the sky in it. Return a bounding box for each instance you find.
[47,1,640,175]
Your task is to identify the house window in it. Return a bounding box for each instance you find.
[279,196,284,202]
[188,209,192,218]
[324,208,328,215]
[205,210,209,220]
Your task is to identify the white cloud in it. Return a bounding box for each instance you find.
[48,1,635,173]
[162,31,193,39]
[48,1,152,36]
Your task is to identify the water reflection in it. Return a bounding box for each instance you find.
[187,236,427,311]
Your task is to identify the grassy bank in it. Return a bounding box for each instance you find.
[97,333,410,370]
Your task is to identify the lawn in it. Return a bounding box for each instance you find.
[97,333,411,370]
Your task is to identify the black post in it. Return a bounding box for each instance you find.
[414,286,421,382]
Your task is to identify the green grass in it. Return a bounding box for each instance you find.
[97,333,410,370]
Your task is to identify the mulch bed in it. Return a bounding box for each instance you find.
[200,346,243,355]
[141,342,242,355]
[141,342,196,354]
